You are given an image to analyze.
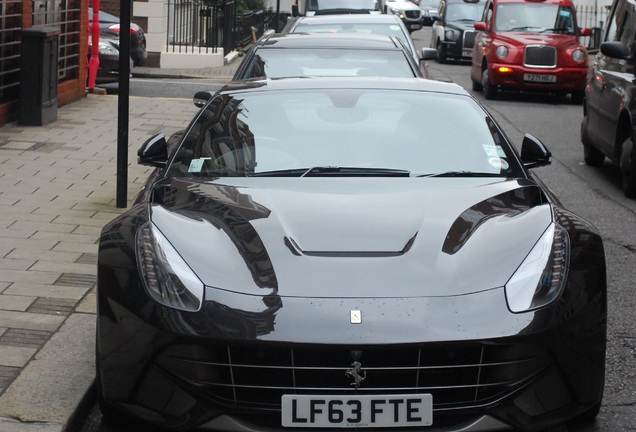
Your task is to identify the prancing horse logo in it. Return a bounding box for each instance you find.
[345,361,366,389]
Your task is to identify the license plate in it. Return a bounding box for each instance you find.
[410,23,422,30]
[281,394,433,428]
[524,73,556,83]
[462,49,472,57]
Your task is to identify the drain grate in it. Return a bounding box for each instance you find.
[27,298,77,316]
[75,253,97,265]
[54,273,96,287]
[0,328,52,348]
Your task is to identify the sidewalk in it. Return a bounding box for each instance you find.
[0,62,237,432]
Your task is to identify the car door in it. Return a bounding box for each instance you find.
[471,0,493,81]
[586,3,636,155]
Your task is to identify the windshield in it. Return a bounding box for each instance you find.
[307,0,381,11]
[419,0,439,8]
[241,48,416,78]
[168,88,522,178]
[446,2,483,21]
[494,3,576,33]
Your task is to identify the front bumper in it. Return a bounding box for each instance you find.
[97,276,606,431]
[488,63,587,92]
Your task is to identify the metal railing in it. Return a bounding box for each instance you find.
[576,5,611,50]
[167,0,271,56]
[0,0,22,103]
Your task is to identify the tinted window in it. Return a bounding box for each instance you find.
[169,88,521,178]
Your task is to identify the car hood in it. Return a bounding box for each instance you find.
[150,177,552,299]
[447,20,478,31]
[494,32,582,49]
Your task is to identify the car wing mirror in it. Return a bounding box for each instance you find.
[474,21,488,31]
[138,133,168,168]
[579,27,592,37]
[421,47,438,60]
[521,134,551,169]
[600,41,633,60]
[193,91,213,108]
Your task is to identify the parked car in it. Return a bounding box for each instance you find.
[234,33,428,79]
[96,76,606,432]
[469,0,592,101]
[419,0,441,25]
[87,34,133,84]
[88,7,147,66]
[432,0,484,62]
[385,0,425,31]
[288,14,436,67]
[580,0,636,196]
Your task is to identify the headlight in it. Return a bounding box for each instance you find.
[505,223,569,313]
[97,42,118,56]
[495,45,509,59]
[445,29,459,41]
[572,48,586,63]
[136,222,204,312]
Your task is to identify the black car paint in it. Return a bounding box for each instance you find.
[97,78,606,431]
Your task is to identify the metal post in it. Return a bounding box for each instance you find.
[116,0,132,208]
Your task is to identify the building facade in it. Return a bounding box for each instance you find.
[0,0,88,126]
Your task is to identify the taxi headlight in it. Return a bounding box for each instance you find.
[495,45,509,59]
[445,29,459,41]
[572,49,586,63]
[136,222,204,312]
[505,223,570,313]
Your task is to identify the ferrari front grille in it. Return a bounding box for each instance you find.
[157,343,552,411]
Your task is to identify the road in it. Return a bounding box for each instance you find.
[78,26,636,432]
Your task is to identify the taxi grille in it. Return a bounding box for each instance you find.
[524,45,557,68]
[463,30,477,50]
[157,342,551,410]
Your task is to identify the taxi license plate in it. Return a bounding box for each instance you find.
[524,73,556,83]
[410,23,422,30]
[462,49,472,57]
[281,394,433,428]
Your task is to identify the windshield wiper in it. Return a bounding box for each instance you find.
[540,27,572,33]
[250,166,411,177]
[417,171,504,178]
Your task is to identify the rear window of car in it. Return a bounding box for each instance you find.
[240,48,416,78]
[169,88,521,178]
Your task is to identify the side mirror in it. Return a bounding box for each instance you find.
[138,133,168,168]
[421,47,438,60]
[521,134,551,169]
[474,21,488,31]
[600,41,633,60]
[193,91,213,108]
[579,27,592,37]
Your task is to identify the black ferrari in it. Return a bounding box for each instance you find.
[97,77,606,432]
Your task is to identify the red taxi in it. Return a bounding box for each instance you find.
[469,0,591,101]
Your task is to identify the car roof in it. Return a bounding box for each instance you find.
[256,32,407,50]
[492,0,574,4]
[222,76,469,96]
[295,13,406,24]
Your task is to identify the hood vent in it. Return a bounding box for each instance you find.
[284,233,418,258]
